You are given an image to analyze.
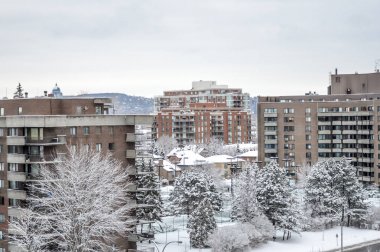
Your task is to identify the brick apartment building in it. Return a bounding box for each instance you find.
[258,70,380,186]
[153,81,252,145]
[0,94,153,251]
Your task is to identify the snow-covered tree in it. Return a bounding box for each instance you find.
[305,158,369,227]
[256,160,301,236]
[153,135,178,157]
[169,169,222,215]
[187,198,216,248]
[136,159,163,222]
[231,164,261,222]
[202,137,224,157]
[10,147,132,251]
[9,208,52,252]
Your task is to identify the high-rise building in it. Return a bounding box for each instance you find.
[153,81,252,144]
[0,95,153,251]
[258,70,380,186]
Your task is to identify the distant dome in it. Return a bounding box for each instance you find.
[52,83,63,97]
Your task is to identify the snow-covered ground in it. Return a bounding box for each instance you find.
[139,225,380,252]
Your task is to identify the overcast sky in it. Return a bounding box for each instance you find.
[0,0,379,98]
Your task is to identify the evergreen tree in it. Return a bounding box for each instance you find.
[169,169,222,215]
[14,83,24,98]
[187,198,216,248]
[136,160,163,222]
[256,160,301,236]
[305,158,369,226]
[231,163,261,222]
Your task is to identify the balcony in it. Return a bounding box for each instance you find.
[25,135,66,146]
[264,149,277,153]
[126,133,136,142]
[8,207,22,218]
[264,131,277,135]
[126,150,136,158]
[8,189,26,200]
[264,139,277,144]
[7,136,25,145]
[7,154,26,163]
[127,166,137,176]
[26,154,59,164]
[263,113,277,118]
[264,122,277,127]
[7,171,26,182]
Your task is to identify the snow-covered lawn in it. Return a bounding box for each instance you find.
[138,225,380,252]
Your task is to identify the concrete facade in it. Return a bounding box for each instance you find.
[0,97,154,251]
[258,93,380,186]
[328,69,380,95]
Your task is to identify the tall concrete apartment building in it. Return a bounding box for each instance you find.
[0,95,153,251]
[258,70,380,186]
[153,81,252,144]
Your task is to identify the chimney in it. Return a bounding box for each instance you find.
[24,92,28,98]
[335,68,338,75]
[44,91,47,96]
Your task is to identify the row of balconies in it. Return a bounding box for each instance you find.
[6,135,66,146]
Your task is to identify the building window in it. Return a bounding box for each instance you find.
[0,129,3,137]
[109,126,114,135]
[0,145,2,154]
[264,108,277,113]
[84,144,90,152]
[95,126,102,134]
[305,135,311,141]
[70,127,77,136]
[283,108,295,114]
[0,163,3,171]
[306,116,311,122]
[8,128,18,136]
[96,143,102,152]
[0,108,4,116]
[284,126,294,132]
[305,108,311,114]
[306,144,312,150]
[71,144,77,152]
[0,215,4,223]
[0,180,4,188]
[305,125,311,132]
[83,127,90,135]
[284,117,294,123]
[18,107,22,115]
[8,163,18,172]
[0,197,4,205]
[95,106,102,114]
[108,143,115,151]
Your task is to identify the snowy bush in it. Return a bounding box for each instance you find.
[209,225,250,252]
[209,221,273,252]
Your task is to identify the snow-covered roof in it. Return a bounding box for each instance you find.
[162,160,181,171]
[206,155,235,164]
[167,149,207,166]
[238,150,258,158]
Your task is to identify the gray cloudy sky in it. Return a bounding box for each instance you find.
[0,0,379,98]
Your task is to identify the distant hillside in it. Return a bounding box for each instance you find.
[78,93,154,115]
[78,93,257,115]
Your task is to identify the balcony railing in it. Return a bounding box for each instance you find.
[25,135,66,145]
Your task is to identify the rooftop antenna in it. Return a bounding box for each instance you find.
[375,59,380,72]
